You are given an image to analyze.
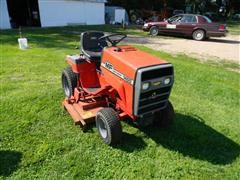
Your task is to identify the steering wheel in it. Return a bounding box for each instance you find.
[98,33,127,47]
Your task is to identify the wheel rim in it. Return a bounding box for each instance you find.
[97,118,107,139]
[195,31,203,40]
[151,28,158,35]
[131,14,137,22]
[62,75,70,97]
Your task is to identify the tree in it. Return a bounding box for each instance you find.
[107,0,185,11]
[185,0,202,13]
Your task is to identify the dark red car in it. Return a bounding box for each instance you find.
[143,14,227,41]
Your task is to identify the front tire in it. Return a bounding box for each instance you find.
[150,26,159,36]
[154,101,175,128]
[192,29,205,41]
[96,108,122,145]
[61,67,77,98]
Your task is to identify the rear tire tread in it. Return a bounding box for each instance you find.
[62,67,77,97]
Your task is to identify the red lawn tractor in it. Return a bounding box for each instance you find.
[61,31,175,145]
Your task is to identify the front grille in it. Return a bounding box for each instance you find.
[138,87,171,114]
[141,66,173,81]
[134,64,174,116]
[139,91,170,107]
[140,86,171,99]
[138,101,166,114]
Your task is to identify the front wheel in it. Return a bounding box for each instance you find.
[192,29,205,41]
[154,101,175,128]
[149,26,159,36]
[96,108,122,145]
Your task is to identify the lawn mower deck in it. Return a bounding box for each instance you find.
[63,97,105,127]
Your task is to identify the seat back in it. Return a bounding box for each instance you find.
[81,32,107,59]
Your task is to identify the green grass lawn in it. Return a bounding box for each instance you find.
[226,21,240,35]
[0,26,239,179]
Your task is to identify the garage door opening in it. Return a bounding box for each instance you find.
[7,0,41,28]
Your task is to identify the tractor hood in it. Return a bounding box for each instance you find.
[101,45,168,80]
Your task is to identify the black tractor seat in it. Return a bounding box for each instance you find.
[81,32,107,61]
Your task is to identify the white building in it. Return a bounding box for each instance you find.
[0,0,11,29]
[0,0,106,29]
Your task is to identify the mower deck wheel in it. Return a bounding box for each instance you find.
[61,67,77,98]
[96,108,122,145]
[154,101,175,128]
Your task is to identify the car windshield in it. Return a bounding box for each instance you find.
[203,16,212,23]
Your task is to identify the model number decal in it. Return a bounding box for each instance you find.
[101,62,134,85]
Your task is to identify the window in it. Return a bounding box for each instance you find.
[168,15,183,23]
[202,16,212,23]
[181,15,197,23]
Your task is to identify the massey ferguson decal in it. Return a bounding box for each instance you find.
[101,62,134,85]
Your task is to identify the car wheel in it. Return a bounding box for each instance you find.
[154,101,175,128]
[96,108,122,145]
[130,13,138,24]
[150,26,159,36]
[61,67,77,98]
[192,29,205,41]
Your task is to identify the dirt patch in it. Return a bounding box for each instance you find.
[124,35,240,64]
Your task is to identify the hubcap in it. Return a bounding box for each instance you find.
[97,118,107,139]
[131,15,137,22]
[151,28,157,35]
[197,32,203,38]
[195,31,203,40]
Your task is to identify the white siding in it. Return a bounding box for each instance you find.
[38,0,105,27]
[0,0,11,29]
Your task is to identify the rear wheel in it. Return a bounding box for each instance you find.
[96,108,122,145]
[61,67,77,98]
[192,29,205,41]
[150,26,159,36]
[154,101,175,128]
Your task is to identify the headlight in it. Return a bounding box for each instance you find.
[142,82,150,90]
[164,77,171,85]
[144,23,149,27]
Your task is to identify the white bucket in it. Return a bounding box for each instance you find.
[18,38,28,49]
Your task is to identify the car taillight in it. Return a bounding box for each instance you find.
[219,24,225,30]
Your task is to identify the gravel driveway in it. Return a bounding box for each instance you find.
[124,35,240,63]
